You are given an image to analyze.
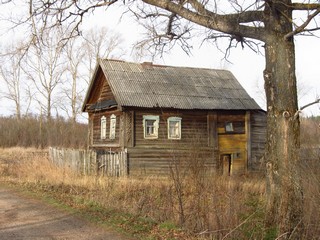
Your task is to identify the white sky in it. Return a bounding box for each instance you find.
[0,2,319,118]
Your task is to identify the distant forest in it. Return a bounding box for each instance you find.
[0,114,319,149]
[0,115,87,148]
[300,115,320,147]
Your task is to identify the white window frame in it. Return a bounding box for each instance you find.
[109,114,116,140]
[143,115,159,139]
[167,117,182,140]
[100,116,107,139]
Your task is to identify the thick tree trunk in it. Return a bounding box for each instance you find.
[264,36,304,239]
[263,2,304,238]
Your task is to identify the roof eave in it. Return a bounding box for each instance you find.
[81,59,102,112]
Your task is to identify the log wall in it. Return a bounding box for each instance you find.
[128,109,215,175]
[91,110,121,147]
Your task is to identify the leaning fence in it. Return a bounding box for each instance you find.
[48,147,128,177]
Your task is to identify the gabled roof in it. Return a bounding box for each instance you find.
[82,59,261,112]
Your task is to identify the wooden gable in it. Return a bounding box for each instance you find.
[83,67,117,112]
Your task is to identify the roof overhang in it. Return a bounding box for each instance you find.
[86,99,118,112]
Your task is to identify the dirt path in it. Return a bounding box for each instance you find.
[0,186,134,240]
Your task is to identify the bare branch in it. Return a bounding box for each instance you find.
[285,8,320,39]
[142,0,266,41]
[300,98,320,111]
[291,3,320,10]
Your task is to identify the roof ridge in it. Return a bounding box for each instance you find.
[100,58,228,72]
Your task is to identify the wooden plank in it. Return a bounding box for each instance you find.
[207,112,218,148]
[48,147,128,177]
[127,146,216,176]
[213,113,218,150]
[217,111,248,175]
[245,111,251,173]
[124,111,135,148]
[250,111,267,171]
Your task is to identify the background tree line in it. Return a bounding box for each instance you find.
[0,115,87,148]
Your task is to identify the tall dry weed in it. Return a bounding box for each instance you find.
[2,147,320,239]
[300,153,320,238]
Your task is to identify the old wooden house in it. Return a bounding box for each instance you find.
[82,59,266,176]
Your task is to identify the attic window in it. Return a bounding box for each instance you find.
[101,116,107,139]
[168,117,182,140]
[109,114,116,140]
[143,115,159,139]
[225,122,234,132]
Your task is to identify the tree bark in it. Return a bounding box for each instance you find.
[264,2,304,238]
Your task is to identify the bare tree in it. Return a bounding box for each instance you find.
[0,54,22,119]
[2,0,320,238]
[59,36,85,123]
[59,26,126,123]
[23,28,66,120]
[82,27,126,83]
[0,46,32,119]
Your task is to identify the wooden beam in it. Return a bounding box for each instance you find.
[124,111,135,148]
[245,111,251,172]
[207,112,218,150]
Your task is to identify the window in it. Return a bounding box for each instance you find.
[100,116,107,139]
[225,122,234,132]
[109,114,116,140]
[143,115,159,139]
[168,117,182,139]
[221,121,245,134]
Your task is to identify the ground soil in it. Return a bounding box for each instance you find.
[0,186,135,240]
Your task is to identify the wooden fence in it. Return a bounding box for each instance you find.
[48,147,128,177]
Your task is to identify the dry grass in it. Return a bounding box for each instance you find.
[0,147,266,239]
[1,147,320,239]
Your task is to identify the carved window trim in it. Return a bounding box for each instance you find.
[100,116,107,139]
[109,114,116,140]
[143,115,159,139]
[168,117,182,140]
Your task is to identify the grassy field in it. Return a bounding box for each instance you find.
[0,147,319,239]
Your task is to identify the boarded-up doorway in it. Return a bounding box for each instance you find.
[221,154,232,176]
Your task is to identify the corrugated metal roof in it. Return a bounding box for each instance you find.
[98,59,261,110]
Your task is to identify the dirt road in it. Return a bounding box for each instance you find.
[0,186,134,240]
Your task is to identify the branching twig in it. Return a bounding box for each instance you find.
[285,9,320,39]
[300,98,320,111]
[294,98,320,118]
